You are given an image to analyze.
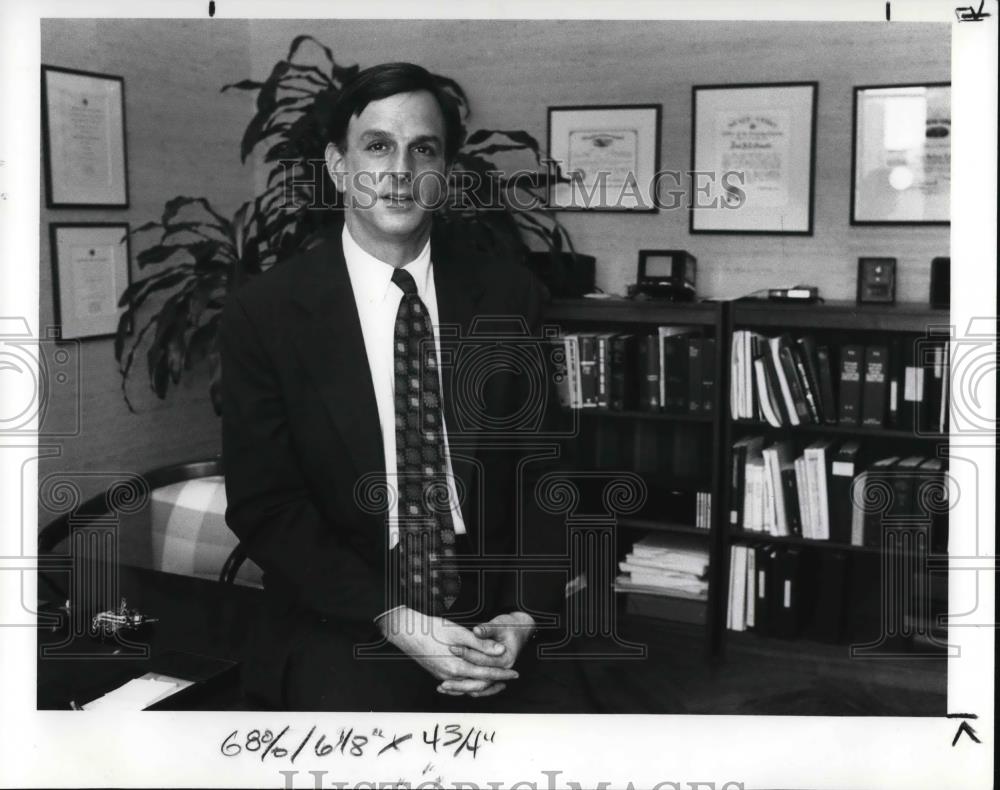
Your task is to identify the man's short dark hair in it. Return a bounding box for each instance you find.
[328,62,465,162]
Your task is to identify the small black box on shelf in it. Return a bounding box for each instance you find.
[856,257,896,305]
[929,256,950,309]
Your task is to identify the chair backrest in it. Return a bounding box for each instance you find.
[38,458,255,586]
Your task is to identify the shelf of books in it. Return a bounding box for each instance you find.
[543,299,725,650]
[725,298,950,333]
[722,301,951,675]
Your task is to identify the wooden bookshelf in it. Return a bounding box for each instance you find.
[731,419,947,442]
[547,296,719,326]
[543,297,950,682]
[545,298,725,656]
[574,408,714,423]
[618,516,712,538]
[720,299,950,674]
[728,529,936,556]
[731,299,949,333]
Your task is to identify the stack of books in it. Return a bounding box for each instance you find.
[729,330,949,432]
[556,327,716,414]
[614,534,709,623]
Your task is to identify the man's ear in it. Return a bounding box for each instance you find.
[325,142,346,193]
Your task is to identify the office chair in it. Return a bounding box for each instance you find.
[38,457,251,585]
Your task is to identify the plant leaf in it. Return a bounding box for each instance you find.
[161,196,232,236]
[220,78,266,93]
[464,129,541,158]
[167,332,185,384]
[113,310,134,362]
[464,129,492,146]
[128,220,164,235]
[431,72,470,118]
[118,312,159,413]
[118,268,193,307]
[283,63,334,87]
[256,60,292,115]
[136,244,188,267]
[464,142,534,158]
[184,312,221,370]
[160,221,227,243]
[331,63,359,84]
[150,292,187,353]
[150,349,169,399]
[240,110,271,163]
[287,34,334,64]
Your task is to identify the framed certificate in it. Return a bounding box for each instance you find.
[690,82,817,234]
[851,83,950,225]
[50,223,132,340]
[42,65,129,208]
[548,104,661,212]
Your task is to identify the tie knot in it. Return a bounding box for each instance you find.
[391,268,418,297]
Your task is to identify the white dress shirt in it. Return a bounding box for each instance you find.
[341,224,467,550]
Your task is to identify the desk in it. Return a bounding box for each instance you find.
[37,564,262,710]
[38,564,940,714]
[36,563,597,714]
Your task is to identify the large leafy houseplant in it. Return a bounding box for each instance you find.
[116,36,576,414]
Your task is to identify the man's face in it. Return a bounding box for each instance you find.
[327,90,449,245]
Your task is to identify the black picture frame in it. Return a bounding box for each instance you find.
[42,65,130,209]
[850,82,950,226]
[547,103,662,213]
[689,81,817,235]
[50,222,132,341]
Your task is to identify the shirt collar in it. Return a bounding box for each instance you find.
[341,224,432,305]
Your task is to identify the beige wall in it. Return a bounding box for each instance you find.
[39,19,254,510]
[37,18,949,509]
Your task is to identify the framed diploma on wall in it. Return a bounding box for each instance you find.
[42,65,129,208]
[548,104,661,212]
[690,82,817,235]
[50,223,132,340]
[851,83,950,225]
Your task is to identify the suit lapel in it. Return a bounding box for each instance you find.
[431,230,486,551]
[287,227,487,552]
[288,234,386,489]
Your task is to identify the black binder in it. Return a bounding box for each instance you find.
[829,441,861,545]
[838,344,864,425]
[769,547,804,638]
[806,550,848,643]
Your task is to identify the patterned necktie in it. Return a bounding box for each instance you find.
[391,267,460,616]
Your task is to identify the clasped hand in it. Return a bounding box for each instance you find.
[378,608,534,698]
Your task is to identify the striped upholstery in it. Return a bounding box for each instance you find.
[150,476,262,588]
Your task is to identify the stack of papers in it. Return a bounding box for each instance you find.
[614,534,709,600]
[81,675,190,711]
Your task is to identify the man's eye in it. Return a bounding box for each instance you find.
[367,142,389,152]
[415,145,437,156]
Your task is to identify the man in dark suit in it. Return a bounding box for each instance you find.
[220,62,576,711]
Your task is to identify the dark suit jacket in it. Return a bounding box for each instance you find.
[220,225,567,706]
